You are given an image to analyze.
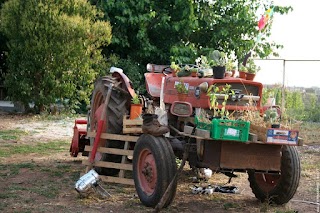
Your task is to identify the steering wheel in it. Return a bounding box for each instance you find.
[162,66,172,76]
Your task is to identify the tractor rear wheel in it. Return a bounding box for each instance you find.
[133,134,177,208]
[248,145,301,204]
[89,76,130,176]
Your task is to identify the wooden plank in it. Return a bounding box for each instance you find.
[123,127,143,134]
[82,160,133,171]
[123,115,143,134]
[100,175,134,185]
[123,119,143,125]
[119,141,130,178]
[87,132,139,142]
[84,146,133,156]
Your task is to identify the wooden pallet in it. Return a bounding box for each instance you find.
[83,116,143,185]
[123,115,143,134]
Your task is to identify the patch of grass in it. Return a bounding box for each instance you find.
[29,182,60,198]
[0,140,69,157]
[300,122,320,144]
[32,113,83,121]
[0,201,8,211]
[301,160,320,171]
[0,162,37,176]
[0,129,27,140]
[223,202,240,210]
[0,192,19,199]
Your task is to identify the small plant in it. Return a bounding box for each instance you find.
[239,64,248,72]
[196,55,211,69]
[131,94,141,104]
[207,84,233,118]
[264,108,279,123]
[226,59,236,71]
[175,79,188,94]
[247,59,261,74]
[170,62,180,71]
[191,67,198,73]
[208,50,226,67]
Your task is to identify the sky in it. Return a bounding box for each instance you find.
[253,0,320,88]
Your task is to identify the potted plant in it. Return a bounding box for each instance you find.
[263,108,280,128]
[226,59,236,77]
[170,62,180,77]
[175,79,188,101]
[191,67,198,77]
[196,55,213,78]
[130,93,142,120]
[209,50,226,79]
[238,64,247,79]
[246,59,261,81]
[177,65,192,77]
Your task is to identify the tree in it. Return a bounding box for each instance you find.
[0,0,111,112]
[92,0,292,63]
[92,0,291,91]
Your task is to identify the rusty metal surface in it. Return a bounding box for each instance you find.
[220,141,281,171]
[201,140,221,170]
[200,140,282,171]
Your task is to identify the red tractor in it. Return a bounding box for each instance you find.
[70,64,301,209]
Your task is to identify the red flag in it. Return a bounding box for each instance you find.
[258,15,267,30]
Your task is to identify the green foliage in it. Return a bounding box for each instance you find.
[207,84,233,118]
[246,59,261,74]
[131,94,140,104]
[95,0,196,66]
[0,140,68,158]
[262,87,320,122]
[175,79,188,94]
[112,57,146,94]
[208,50,226,67]
[0,0,112,113]
[93,0,291,92]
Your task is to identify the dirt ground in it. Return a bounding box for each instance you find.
[0,113,319,213]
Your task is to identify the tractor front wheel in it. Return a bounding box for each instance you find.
[248,145,301,204]
[133,134,177,208]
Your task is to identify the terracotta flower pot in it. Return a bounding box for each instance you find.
[130,104,142,120]
[238,71,247,79]
[231,70,236,77]
[246,73,256,81]
[191,72,197,77]
[177,93,188,101]
[225,71,232,77]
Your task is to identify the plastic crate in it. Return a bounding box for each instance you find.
[195,116,212,131]
[211,119,250,142]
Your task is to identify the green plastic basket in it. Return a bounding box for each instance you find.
[195,116,212,131]
[210,119,250,142]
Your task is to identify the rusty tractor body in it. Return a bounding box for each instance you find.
[70,64,301,209]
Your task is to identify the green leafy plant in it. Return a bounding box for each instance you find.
[170,62,180,71]
[226,59,236,71]
[239,64,248,72]
[175,79,188,94]
[264,108,279,124]
[209,50,226,67]
[191,67,198,73]
[247,59,261,74]
[131,94,141,104]
[207,84,233,117]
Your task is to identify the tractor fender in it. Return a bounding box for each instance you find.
[112,71,136,98]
